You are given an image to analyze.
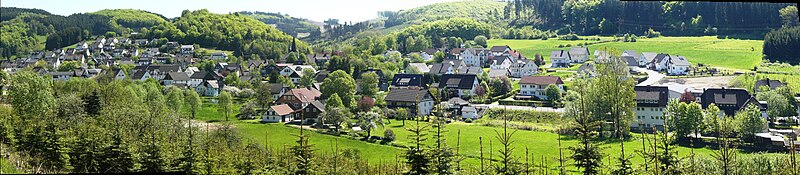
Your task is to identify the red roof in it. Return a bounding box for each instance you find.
[519,76,563,85]
[270,104,295,116]
[285,88,322,103]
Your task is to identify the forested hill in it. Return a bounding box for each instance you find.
[0,7,52,21]
[91,9,169,30]
[145,9,312,58]
[507,1,796,37]
[380,0,506,27]
[239,11,322,38]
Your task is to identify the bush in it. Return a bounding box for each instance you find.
[465,118,473,123]
[483,108,562,124]
[565,44,572,47]
[383,129,396,143]
[557,44,564,48]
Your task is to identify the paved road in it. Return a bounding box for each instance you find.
[473,103,564,113]
[636,67,666,86]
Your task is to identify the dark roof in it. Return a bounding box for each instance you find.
[164,72,190,81]
[754,78,786,91]
[550,50,569,58]
[653,54,670,64]
[625,56,639,66]
[385,88,433,102]
[488,69,510,78]
[190,71,222,80]
[634,86,669,107]
[391,74,426,87]
[569,47,589,56]
[457,67,482,75]
[306,100,326,112]
[438,74,477,89]
[700,88,753,116]
[269,83,288,94]
[493,55,511,65]
[314,70,329,83]
[519,76,563,85]
[429,60,464,74]
[490,45,511,52]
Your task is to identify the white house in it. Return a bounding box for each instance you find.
[385,88,435,117]
[438,74,479,99]
[280,65,315,84]
[180,45,195,54]
[461,106,479,120]
[113,69,127,80]
[490,45,512,56]
[652,54,671,71]
[550,50,571,68]
[518,76,564,100]
[460,48,489,67]
[261,104,295,123]
[490,56,513,70]
[510,59,538,78]
[667,56,690,75]
[639,52,658,68]
[196,80,221,97]
[630,85,669,131]
[569,47,589,63]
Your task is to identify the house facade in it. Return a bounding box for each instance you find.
[550,50,571,68]
[510,59,538,78]
[438,74,479,99]
[261,104,295,123]
[518,76,564,100]
[385,88,435,117]
[630,85,669,131]
[569,47,589,63]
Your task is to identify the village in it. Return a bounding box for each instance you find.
[2,34,798,152]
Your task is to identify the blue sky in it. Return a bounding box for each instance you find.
[2,0,458,22]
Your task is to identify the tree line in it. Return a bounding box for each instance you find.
[507,0,795,37]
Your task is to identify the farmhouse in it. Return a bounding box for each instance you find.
[275,87,322,110]
[261,104,295,123]
[437,74,479,99]
[385,88,435,117]
[569,47,589,63]
[631,85,669,131]
[667,56,691,75]
[517,76,564,100]
[550,50,571,68]
[700,88,764,116]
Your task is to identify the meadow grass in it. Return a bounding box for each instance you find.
[193,102,784,173]
[1,158,18,174]
[488,36,763,70]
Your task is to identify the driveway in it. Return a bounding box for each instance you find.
[473,103,564,113]
[636,67,666,86]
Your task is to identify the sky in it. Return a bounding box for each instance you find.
[2,0,459,22]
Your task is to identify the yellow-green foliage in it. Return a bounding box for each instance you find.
[92,9,168,29]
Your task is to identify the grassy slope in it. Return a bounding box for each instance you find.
[194,102,778,172]
[488,36,763,70]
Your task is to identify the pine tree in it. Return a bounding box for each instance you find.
[405,119,430,175]
[567,79,603,175]
[430,117,455,175]
[494,111,520,175]
[140,142,164,172]
[292,115,315,175]
[101,132,133,173]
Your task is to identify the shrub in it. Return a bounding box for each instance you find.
[383,129,396,143]
[465,118,473,123]
[565,44,572,47]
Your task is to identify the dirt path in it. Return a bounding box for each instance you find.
[186,119,232,131]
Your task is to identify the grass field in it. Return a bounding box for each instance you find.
[488,36,763,70]
[193,101,782,173]
[1,158,18,174]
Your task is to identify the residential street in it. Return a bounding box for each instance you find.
[473,103,565,113]
[636,67,666,86]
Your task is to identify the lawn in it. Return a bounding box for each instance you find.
[488,36,763,71]
[195,101,782,173]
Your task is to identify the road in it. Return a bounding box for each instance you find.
[636,67,666,86]
[473,103,564,113]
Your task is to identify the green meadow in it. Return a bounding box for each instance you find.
[193,102,780,173]
[488,36,763,71]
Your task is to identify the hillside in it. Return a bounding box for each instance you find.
[239,11,321,38]
[0,7,52,21]
[152,9,312,58]
[381,0,505,27]
[91,9,168,30]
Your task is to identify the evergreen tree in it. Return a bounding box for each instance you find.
[292,126,315,175]
[567,79,603,175]
[405,119,430,175]
[101,133,133,173]
[494,113,521,175]
[430,117,455,175]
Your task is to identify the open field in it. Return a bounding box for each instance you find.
[193,102,784,173]
[488,36,763,70]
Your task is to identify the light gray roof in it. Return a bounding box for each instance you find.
[670,56,690,66]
